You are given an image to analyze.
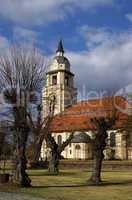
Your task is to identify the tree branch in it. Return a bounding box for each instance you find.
[58,132,74,153]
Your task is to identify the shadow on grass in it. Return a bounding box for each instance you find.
[100,180,132,186]
[29,171,78,177]
[84,169,132,172]
[31,179,132,189]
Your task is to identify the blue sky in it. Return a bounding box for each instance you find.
[0,0,132,97]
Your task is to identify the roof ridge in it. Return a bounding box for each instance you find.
[77,95,126,104]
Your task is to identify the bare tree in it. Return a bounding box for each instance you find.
[43,95,75,174]
[27,94,56,164]
[0,45,46,187]
[89,108,117,185]
[27,104,53,164]
[46,132,74,174]
[28,94,74,174]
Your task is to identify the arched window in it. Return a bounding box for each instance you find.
[75,144,81,150]
[57,135,62,145]
[110,132,116,147]
[52,75,57,85]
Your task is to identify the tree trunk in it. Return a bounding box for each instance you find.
[89,149,104,185]
[48,151,59,174]
[15,148,31,187]
[13,132,31,187]
[46,133,74,174]
[89,110,117,185]
[33,138,43,163]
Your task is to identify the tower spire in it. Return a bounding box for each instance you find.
[56,39,64,54]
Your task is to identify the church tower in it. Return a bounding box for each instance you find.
[42,40,77,116]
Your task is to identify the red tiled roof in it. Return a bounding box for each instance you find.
[49,96,128,133]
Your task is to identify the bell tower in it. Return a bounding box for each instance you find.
[42,40,77,116]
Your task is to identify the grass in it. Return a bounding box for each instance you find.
[1,169,132,200]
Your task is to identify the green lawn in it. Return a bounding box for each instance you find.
[1,169,132,200]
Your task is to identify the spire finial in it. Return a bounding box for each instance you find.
[56,39,64,54]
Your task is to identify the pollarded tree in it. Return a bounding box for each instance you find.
[0,45,46,187]
[43,95,75,174]
[27,104,45,163]
[89,108,117,185]
[46,132,74,174]
[27,93,74,174]
[27,94,56,164]
[27,104,54,164]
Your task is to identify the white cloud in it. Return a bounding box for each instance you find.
[13,27,37,43]
[79,26,114,48]
[126,13,132,23]
[66,27,132,95]
[0,0,114,25]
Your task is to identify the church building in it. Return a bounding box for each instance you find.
[41,40,132,160]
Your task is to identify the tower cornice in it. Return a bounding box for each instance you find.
[46,69,74,76]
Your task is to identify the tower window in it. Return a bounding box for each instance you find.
[65,76,69,86]
[52,75,57,85]
[110,132,116,147]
